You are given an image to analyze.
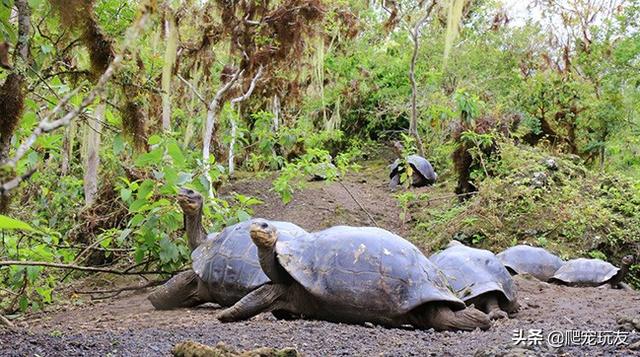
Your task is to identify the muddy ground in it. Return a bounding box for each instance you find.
[1,164,639,356]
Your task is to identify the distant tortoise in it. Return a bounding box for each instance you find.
[308,162,339,182]
[497,245,564,281]
[389,142,437,189]
[549,255,635,291]
[217,222,491,331]
[148,188,308,310]
[430,241,518,320]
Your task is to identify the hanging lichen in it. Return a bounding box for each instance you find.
[443,0,465,65]
[50,0,114,81]
[0,74,25,162]
[122,101,149,152]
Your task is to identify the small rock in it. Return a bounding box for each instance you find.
[363,322,374,328]
[617,316,640,331]
[531,172,548,188]
[543,158,558,171]
[630,340,640,350]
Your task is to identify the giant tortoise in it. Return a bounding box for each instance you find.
[431,241,518,320]
[217,222,491,331]
[497,245,564,281]
[549,255,635,291]
[389,142,437,189]
[148,188,308,310]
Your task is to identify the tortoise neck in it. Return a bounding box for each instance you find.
[611,261,631,286]
[184,205,206,251]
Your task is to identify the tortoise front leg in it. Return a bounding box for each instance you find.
[148,270,204,310]
[217,284,288,322]
[484,295,508,320]
[420,303,491,331]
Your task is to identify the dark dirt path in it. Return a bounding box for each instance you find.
[1,163,639,356]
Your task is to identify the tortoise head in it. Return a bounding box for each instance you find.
[250,220,278,248]
[446,240,463,249]
[621,255,635,267]
[177,188,203,214]
[392,141,404,157]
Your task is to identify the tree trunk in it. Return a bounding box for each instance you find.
[272,95,280,131]
[409,18,426,157]
[82,103,104,206]
[0,0,30,163]
[228,109,238,177]
[61,121,77,175]
[203,68,242,197]
[161,11,178,131]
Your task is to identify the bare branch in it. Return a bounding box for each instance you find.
[0,167,36,196]
[202,67,243,197]
[73,279,166,299]
[0,260,174,275]
[231,66,264,104]
[228,66,264,176]
[407,1,436,158]
[0,314,15,331]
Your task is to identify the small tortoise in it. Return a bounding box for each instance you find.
[497,245,564,281]
[389,142,437,189]
[431,241,518,320]
[148,188,308,310]
[217,222,491,331]
[549,255,635,290]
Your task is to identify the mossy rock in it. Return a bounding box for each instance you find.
[172,340,301,357]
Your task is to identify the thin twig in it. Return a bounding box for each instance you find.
[0,167,37,196]
[228,66,264,176]
[0,260,174,275]
[338,181,379,227]
[230,66,263,104]
[0,314,15,331]
[73,235,114,265]
[177,74,207,106]
[74,279,166,298]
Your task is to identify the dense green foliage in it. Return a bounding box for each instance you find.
[0,0,639,313]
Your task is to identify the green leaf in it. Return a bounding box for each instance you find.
[158,236,179,263]
[148,135,162,145]
[99,238,112,249]
[27,0,42,9]
[19,296,29,312]
[137,179,155,200]
[134,147,163,167]
[236,210,251,222]
[130,214,145,226]
[26,266,42,282]
[113,134,125,155]
[27,151,39,166]
[134,246,146,263]
[0,215,35,231]
[120,188,132,202]
[21,111,37,128]
[177,172,193,185]
[163,166,178,186]
[167,140,185,166]
[35,287,53,303]
[129,199,150,213]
